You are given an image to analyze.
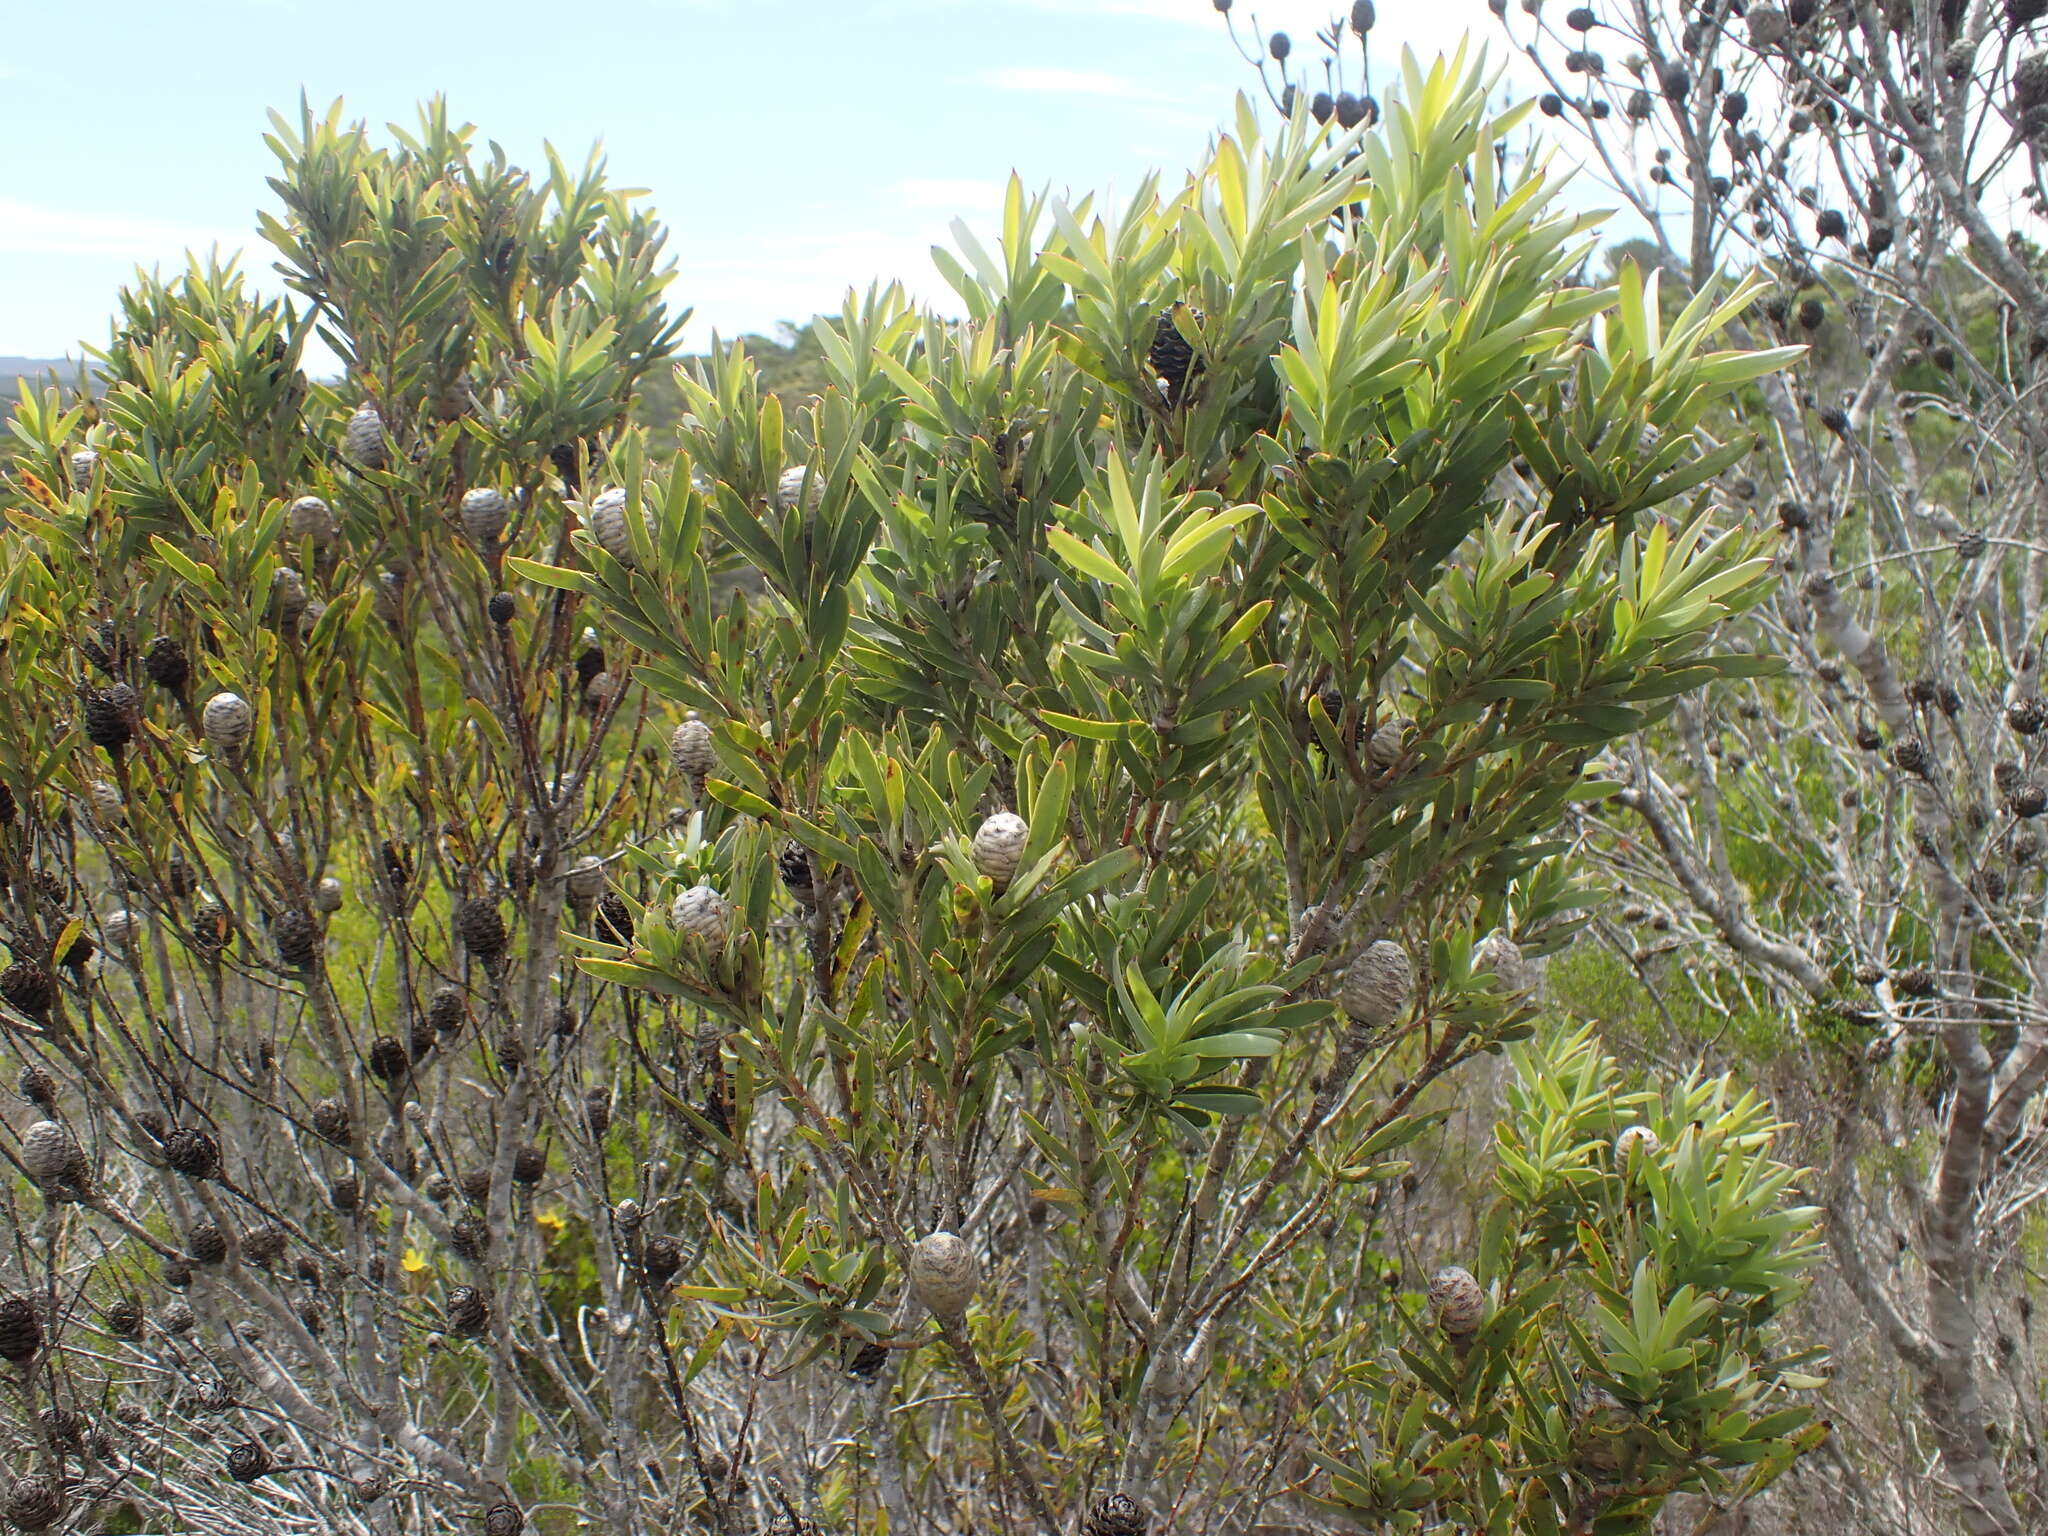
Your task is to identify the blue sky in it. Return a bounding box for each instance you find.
[0,0,1540,360]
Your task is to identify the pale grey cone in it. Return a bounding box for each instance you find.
[1428,1264,1484,1337]
[909,1230,978,1321]
[1339,940,1412,1030]
[202,692,253,751]
[345,405,387,469]
[461,487,509,547]
[671,885,731,946]
[971,812,1029,888]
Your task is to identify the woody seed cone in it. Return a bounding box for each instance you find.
[461,487,509,548]
[1428,1264,1485,1338]
[287,495,337,548]
[1083,1494,1150,1536]
[345,405,387,469]
[971,812,1029,889]
[20,1120,87,1197]
[670,717,715,790]
[908,1230,978,1321]
[671,884,732,946]
[1613,1124,1661,1164]
[587,487,642,567]
[202,692,253,752]
[1338,940,1413,1030]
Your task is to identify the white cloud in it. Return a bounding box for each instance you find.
[0,201,240,259]
[1014,0,1360,28]
[672,219,971,345]
[982,67,1154,98]
[890,178,1009,211]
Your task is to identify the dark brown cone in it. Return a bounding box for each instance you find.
[447,1284,491,1338]
[83,684,136,753]
[38,1408,84,1453]
[459,1168,492,1204]
[163,1127,221,1178]
[17,1064,56,1107]
[1,960,55,1021]
[642,1234,683,1286]
[511,1145,546,1185]
[1148,310,1201,408]
[77,626,112,675]
[102,1297,144,1338]
[595,892,632,944]
[243,1225,286,1266]
[272,908,320,970]
[777,842,815,904]
[189,897,231,954]
[584,1090,611,1138]
[455,897,508,964]
[2,1474,64,1532]
[2020,53,2048,117]
[225,1440,274,1482]
[1083,1492,1150,1536]
[483,1503,524,1536]
[311,1098,350,1146]
[450,1215,491,1263]
[846,1339,889,1379]
[367,1036,408,1083]
[55,928,93,977]
[0,1296,42,1362]
[181,1375,236,1413]
[143,634,190,694]
[1894,966,1938,998]
[429,985,467,1034]
[379,840,411,900]
[187,1222,227,1265]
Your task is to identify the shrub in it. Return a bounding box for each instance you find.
[0,57,1812,1536]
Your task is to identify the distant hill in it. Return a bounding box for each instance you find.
[1,356,103,399]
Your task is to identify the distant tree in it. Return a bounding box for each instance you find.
[637,322,832,439]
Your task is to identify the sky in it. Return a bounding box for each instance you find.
[0,0,1550,362]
